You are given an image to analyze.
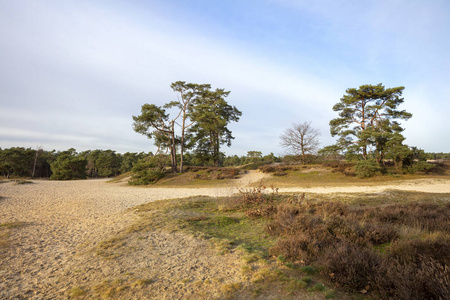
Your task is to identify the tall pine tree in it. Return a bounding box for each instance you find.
[329,83,412,161]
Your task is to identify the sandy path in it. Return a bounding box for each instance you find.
[279,178,450,194]
[0,173,264,299]
[0,173,448,299]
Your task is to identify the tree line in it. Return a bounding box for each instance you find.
[0,146,282,181]
[2,83,446,181]
[0,147,148,180]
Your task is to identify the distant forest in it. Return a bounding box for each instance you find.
[0,147,278,180]
[0,147,448,181]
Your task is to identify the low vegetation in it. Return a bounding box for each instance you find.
[93,181,450,299]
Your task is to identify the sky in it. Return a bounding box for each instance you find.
[1,0,449,156]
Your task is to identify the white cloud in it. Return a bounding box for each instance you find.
[0,0,448,155]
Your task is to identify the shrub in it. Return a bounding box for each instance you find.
[387,236,450,265]
[355,159,380,178]
[237,184,271,207]
[273,171,288,176]
[321,242,380,292]
[128,155,168,185]
[129,169,165,185]
[245,205,277,218]
[214,168,239,180]
[263,199,450,298]
[258,165,293,173]
[375,257,450,300]
[269,234,311,262]
[375,203,450,232]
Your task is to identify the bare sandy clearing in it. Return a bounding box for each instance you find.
[0,179,246,299]
[280,178,450,194]
[0,173,448,299]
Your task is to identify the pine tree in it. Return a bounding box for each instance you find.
[330,83,412,161]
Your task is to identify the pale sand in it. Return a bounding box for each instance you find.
[0,172,448,299]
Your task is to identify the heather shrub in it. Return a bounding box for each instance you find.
[245,205,277,218]
[270,234,311,262]
[375,257,450,300]
[387,236,450,265]
[213,168,239,179]
[321,242,380,292]
[258,165,295,173]
[264,199,449,298]
[375,203,450,232]
[237,184,272,207]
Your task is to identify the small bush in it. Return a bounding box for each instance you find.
[300,265,317,275]
[375,203,450,232]
[407,161,435,174]
[387,236,450,265]
[270,234,311,262]
[322,242,380,292]
[273,171,288,176]
[245,205,277,218]
[355,159,381,178]
[375,257,450,300]
[214,168,239,180]
[258,164,295,173]
[128,155,168,185]
[129,169,165,185]
[237,184,272,207]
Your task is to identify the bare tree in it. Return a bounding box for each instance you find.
[280,121,320,164]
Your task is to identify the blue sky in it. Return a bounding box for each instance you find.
[1,0,449,155]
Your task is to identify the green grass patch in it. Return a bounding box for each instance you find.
[13,180,33,185]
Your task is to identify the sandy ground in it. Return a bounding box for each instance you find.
[281,177,450,194]
[0,172,449,299]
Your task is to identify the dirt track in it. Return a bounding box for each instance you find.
[0,173,449,299]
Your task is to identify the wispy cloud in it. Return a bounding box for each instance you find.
[0,0,448,154]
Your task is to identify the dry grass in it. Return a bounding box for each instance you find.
[153,167,240,187]
[0,221,28,249]
[257,163,448,188]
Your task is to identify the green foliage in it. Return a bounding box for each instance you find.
[50,149,87,180]
[384,133,412,172]
[427,152,450,160]
[132,81,241,171]
[120,152,147,173]
[189,87,242,166]
[128,155,168,185]
[355,159,381,178]
[83,149,122,178]
[0,147,37,177]
[133,103,178,173]
[408,161,435,173]
[329,84,412,161]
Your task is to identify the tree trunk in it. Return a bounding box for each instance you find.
[180,112,186,173]
[214,130,220,167]
[32,151,39,177]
